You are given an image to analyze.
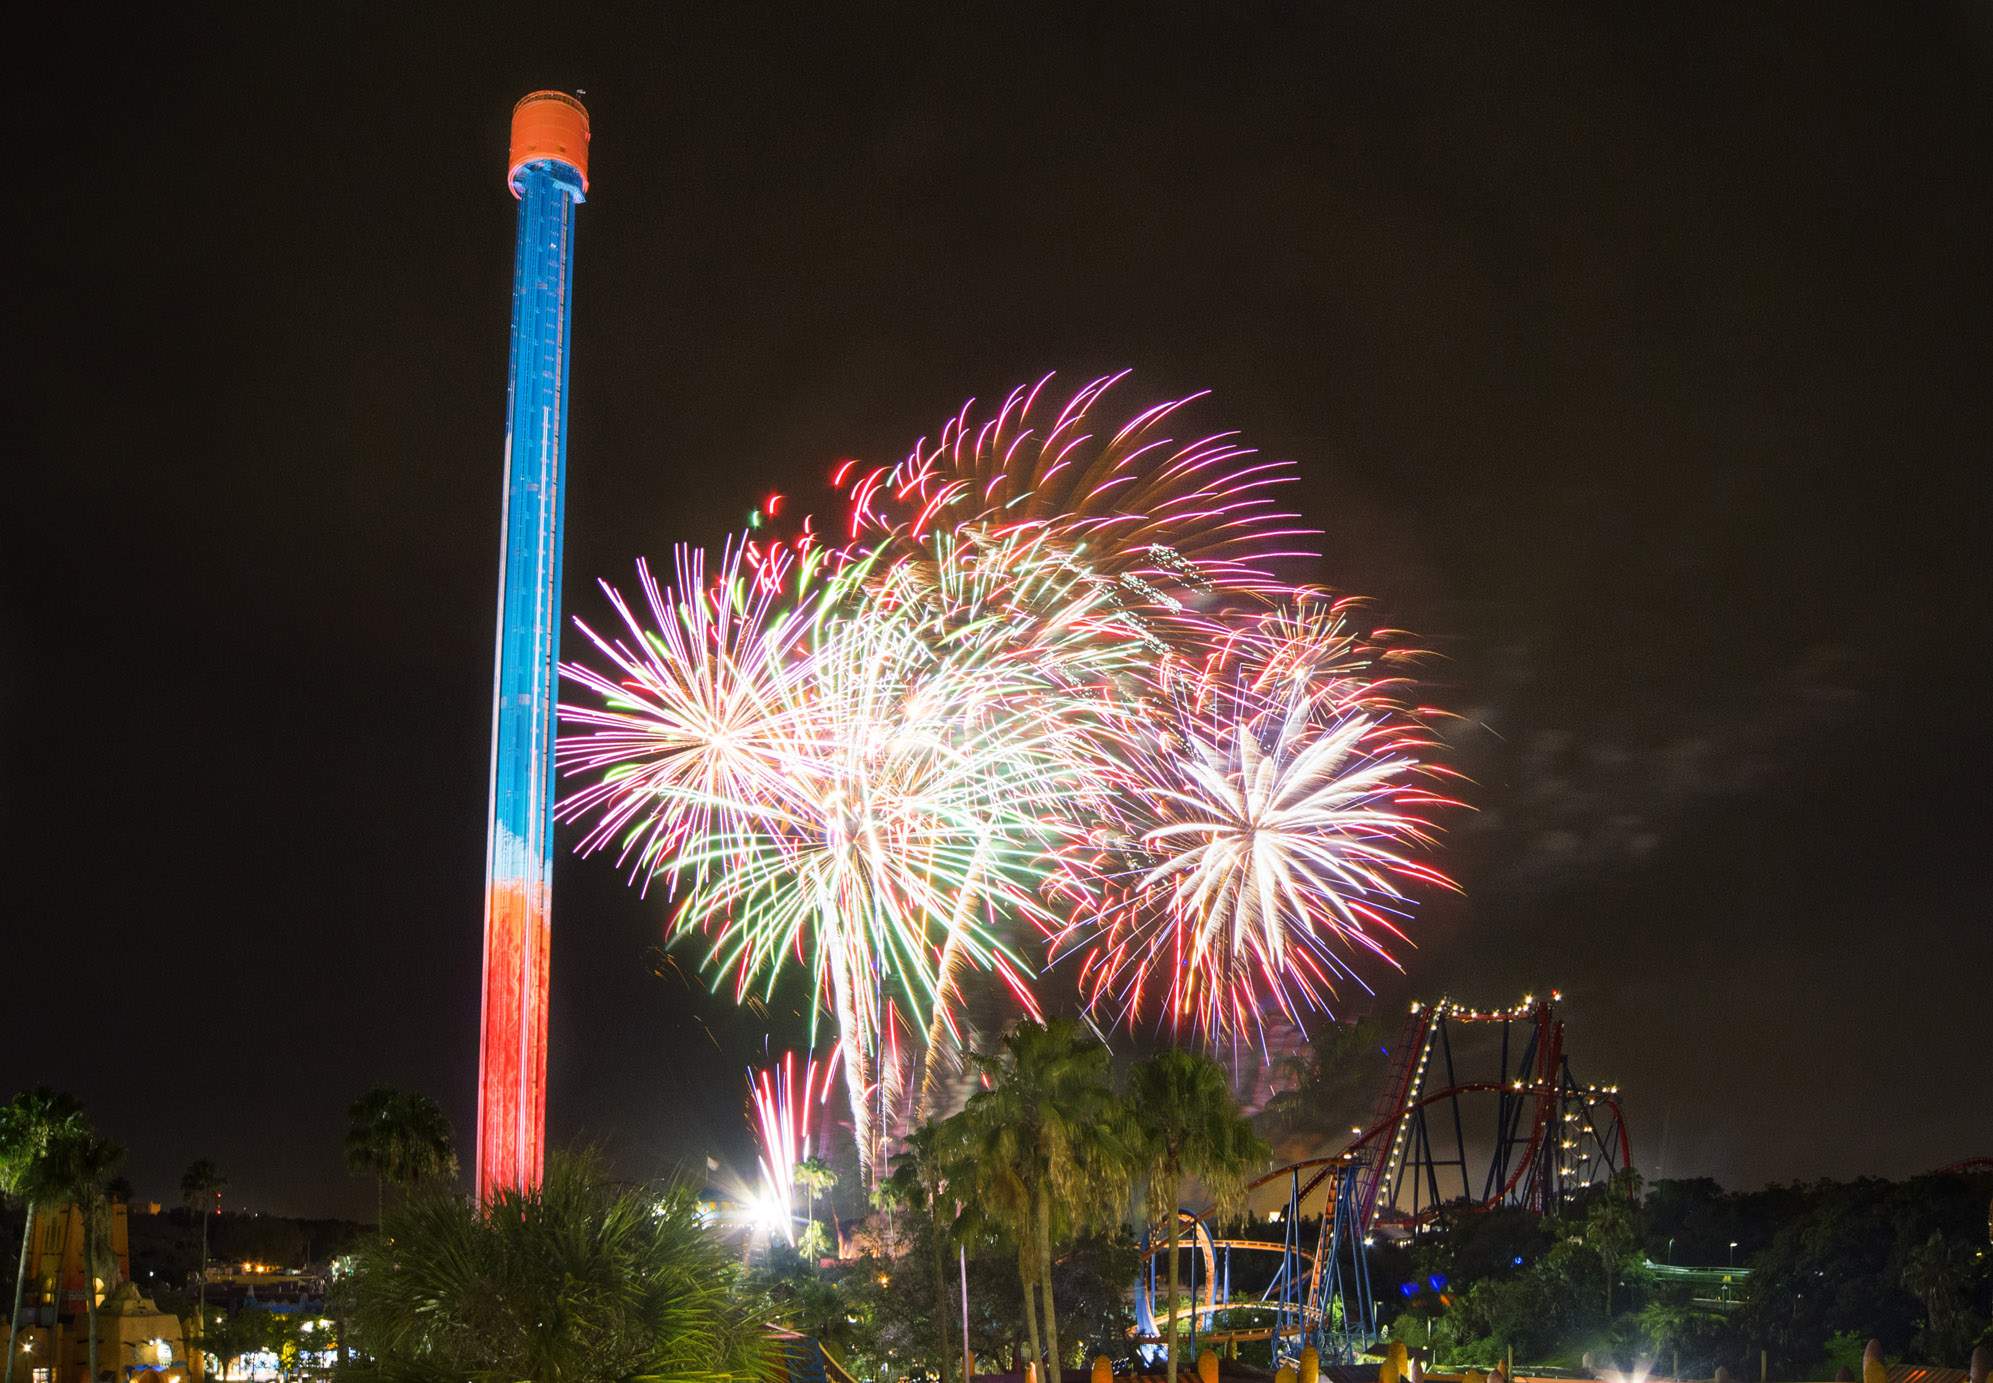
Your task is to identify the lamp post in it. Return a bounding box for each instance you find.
[961,1241,972,1383]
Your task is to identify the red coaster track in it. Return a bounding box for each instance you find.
[1251,991,1633,1234]
[1130,992,1631,1365]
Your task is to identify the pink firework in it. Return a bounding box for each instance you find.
[1062,598,1464,1042]
[793,373,1320,611]
[556,540,818,893]
[747,1049,837,1245]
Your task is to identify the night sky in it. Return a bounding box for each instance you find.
[8,6,1989,1221]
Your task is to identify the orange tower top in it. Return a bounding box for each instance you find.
[508,91,591,196]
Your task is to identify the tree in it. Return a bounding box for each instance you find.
[1822,1330,1868,1378]
[943,1057,1040,1375]
[796,1157,839,1255]
[1731,1174,1984,1373]
[260,1309,307,1383]
[1901,1230,1979,1363]
[753,1243,872,1359]
[343,1088,458,1223]
[197,1306,310,1383]
[1042,1230,1138,1366]
[0,1088,85,1383]
[1582,1169,1646,1316]
[47,1127,123,1383]
[948,1019,1131,1383]
[796,1219,832,1261]
[1438,1242,1593,1368]
[1637,1296,1731,1380]
[1126,1050,1269,1383]
[178,1157,226,1371]
[202,1304,280,1383]
[341,1150,774,1383]
[888,1122,959,1383]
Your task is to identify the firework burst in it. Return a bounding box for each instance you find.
[558,376,1462,1167]
[557,540,820,892]
[1064,600,1463,1042]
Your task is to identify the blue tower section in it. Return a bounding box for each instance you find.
[478,92,590,1202]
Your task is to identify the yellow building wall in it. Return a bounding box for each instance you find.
[3,1202,184,1383]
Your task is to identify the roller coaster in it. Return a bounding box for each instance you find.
[1135,992,1633,1366]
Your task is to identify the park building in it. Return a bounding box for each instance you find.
[1,1199,189,1383]
[195,1264,326,1316]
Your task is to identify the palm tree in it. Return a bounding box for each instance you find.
[178,1158,226,1371]
[340,1150,774,1382]
[343,1088,458,1223]
[47,1127,123,1383]
[1582,1167,1644,1316]
[950,1019,1130,1383]
[887,1123,958,1383]
[795,1156,838,1251]
[0,1089,85,1383]
[795,1219,832,1261]
[1126,1050,1268,1383]
[943,1062,1037,1376]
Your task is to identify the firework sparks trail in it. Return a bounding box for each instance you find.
[747,1050,837,1244]
[684,552,1117,1171]
[823,372,1321,602]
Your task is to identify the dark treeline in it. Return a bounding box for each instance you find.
[0,1201,367,1300]
[1367,1169,1992,1377]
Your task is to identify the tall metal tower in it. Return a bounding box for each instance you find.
[477,90,590,1202]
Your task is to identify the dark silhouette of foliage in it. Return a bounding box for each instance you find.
[344,1087,458,1224]
[341,1151,774,1383]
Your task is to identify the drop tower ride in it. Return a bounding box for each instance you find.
[478,91,590,1201]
